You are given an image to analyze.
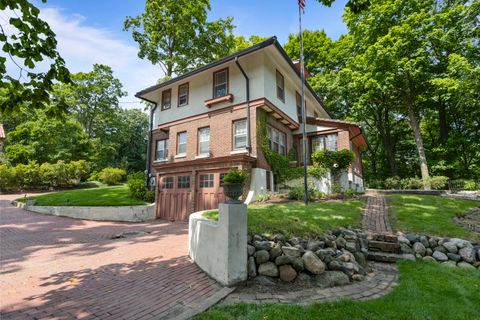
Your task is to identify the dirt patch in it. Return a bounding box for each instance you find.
[454,207,480,234]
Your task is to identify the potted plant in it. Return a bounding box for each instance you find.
[222,168,248,203]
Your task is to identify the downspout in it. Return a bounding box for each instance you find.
[234,57,251,153]
[142,99,158,188]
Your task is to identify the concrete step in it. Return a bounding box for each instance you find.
[368,240,401,254]
[367,251,413,263]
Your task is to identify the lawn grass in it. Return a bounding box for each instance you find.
[196,260,480,320]
[388,194,479,240]
[203,199,365,237]
[17,184,146,206]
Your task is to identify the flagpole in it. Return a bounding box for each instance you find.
[299,3,308,205]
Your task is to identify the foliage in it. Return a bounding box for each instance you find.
[0,160,91,191]
[288,185,316,202]
[223,168,248,184]
[233,35,269,52]
[0,0,71,115]
[463,180,478,191]
[401,177,424,190]
[97,168,126,186]
[124,0,235,76]
[343,188,358,197]
[311,149,355,174]
[197,260,480,320]
[428,176,449,190]
[389,194,479,240]
[18,185,146,206]
[255,194,271,202]
[384,176,401,190]
[127,172,155,203]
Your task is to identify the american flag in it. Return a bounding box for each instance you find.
[298,0,305,12]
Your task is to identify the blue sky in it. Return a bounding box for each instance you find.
[20,0,348,108]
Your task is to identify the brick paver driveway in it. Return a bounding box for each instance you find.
[0,194,227,319]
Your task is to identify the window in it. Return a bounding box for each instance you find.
[233,119,247,150]
[162,176,173,189]
[267,126,286,156]
[156,139,169,160]
[177,176,190,189]
[178,83,189,107]
[326,134,338,151]
[177,132,187,155]
[161,89,171,110]
[312,136,325,152]
[219,173,226,187]
[276,70,285,102]
[266,171,271,191]
[198,127,210,155]
[199,174,214,188]
[296,92,302,121]
[213,69,228,98]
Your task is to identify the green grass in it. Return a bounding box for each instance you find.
[17,184,146,206]
[389,194,479,240]
[203,199,365,237]
[196,260,480,320]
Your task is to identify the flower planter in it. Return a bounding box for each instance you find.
[223,183,244,203]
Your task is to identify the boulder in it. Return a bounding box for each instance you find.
[258,262,279,277]
[275,255,292,266]
[345,241,358,253]
[315,248,335,260]
[448,238,473,249]
[247,256,257,278]
[419,236,430,248]
[288,237,301,246]
[295,272,313,287]
[442,261,457,268]
[352,274,364,282]
[359,238,369,251]
[254,240,274,251]
[433,251,448,262]
[428,237,438,248]
[425,248,433,256]
[400,254,416,261]
[282,246,301,258]
[247,234,252,244]
[291,257,305,272]
[254,275,276,286]
[279,265,297,282]
[307,240,324,252]
[335,237,347,249]
[255,250,270,264]
[457,262,475,269]
[397,235,410,245]
[406,234,419,243]
[273,234,286,242]
[337,253,352,262]
[442,242,458,254]
[422,256,437,263]
[270,243,283,259]
[328,260,343,271]
[325,239,337,249]
[459,247,476,263]
[253,234,263,242]
[354,251,367,268]
[302,251,326,274]
[400,243,414,254]
[247,245,256,256]
[413,242,426,256]
[433,246,447,254]
[314,271,350,288]
[447,253,461,262]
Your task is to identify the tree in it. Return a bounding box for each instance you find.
[124,0,236,76]
[234,35,269,52]
[0,0,70,115]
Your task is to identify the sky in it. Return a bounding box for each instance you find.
[4,0,348,110]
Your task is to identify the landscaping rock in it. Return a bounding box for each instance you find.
[425,248,433,256]
[288,237,301,246]
[354,251,367,268]
[459,247,476,263]
[457,262,475,269]
[442,241,458,254]
[315,248,335,260]
[328,260,343,271]
[258,262,279,277]
[345,241,357,253]
[406,234,419,243]
[335,237,347,249]
[359,238,369,251]
[247,245,256,256]
[449,238,473,249]
[397,235,410,245]
[442,261,457,268]
[295,272,313,287]
[291,257,304,272]
[294,244,306,253]
[337,253,352,262]
[254,240,274,251]
[325,239,337,249]
[422,256,436,263]
[413,242,426,256]
[400,243,414,254]
[352,274,364,282]
[247,257,257,278]
[255,250,270,264]
[419,236,430,248]
[270,243,283,259]
[433,246,447,254]
[428,237,438,248]
[400,254,416,261]
[302,251,326,274]
[282,246,301,258]
[253,234,263,242]
[447,253,461,262]
[279,265,297,282]
[275,255,292,266]
[247,235,252,244]
[342,262,361,276]
[314,271,349,288]
[433,251,448,262]
[307,240,323,252]
[254,275,276,286]
[273,234,286,242]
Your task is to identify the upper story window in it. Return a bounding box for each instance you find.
[233,119,247,150]
[161,89,172,110]
[213,68,228,98]
[276,70,285,102]
[156,139,169,161]
[178,83,189,107]
[296,92,302,121]
[267,126,286,156]
[198,127,210,155]
[177,132,187,155]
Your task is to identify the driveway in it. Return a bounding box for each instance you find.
[0,194,229,319]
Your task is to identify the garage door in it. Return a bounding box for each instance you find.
[195,170,228,212]
[157,173,192,221]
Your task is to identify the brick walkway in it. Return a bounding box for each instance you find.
[220,263,398,305]
[0,195,230,320]
[362,192,393,234]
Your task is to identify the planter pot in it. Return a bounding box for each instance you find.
[223,183,244,203]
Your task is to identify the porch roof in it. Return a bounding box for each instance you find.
[305,117,368,148]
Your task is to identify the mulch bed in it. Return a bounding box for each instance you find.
[454,207,480,234]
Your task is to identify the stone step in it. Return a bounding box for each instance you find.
[368,240,401,254]
[370,234,398,243]
[367,251,413,263]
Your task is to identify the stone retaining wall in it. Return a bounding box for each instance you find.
[13,201,156,222]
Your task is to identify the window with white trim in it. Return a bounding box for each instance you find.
[213,69,228,98]
[161,89,171,110]
[199,174,214,188]
[326,134,338,151]
[276,70,285,102]
[156,139,168,160]
[178,83,189,107]
[198,127,210,155]
[312,136,325,152]
[162,176,173,189]
[233,119,247,150]
[267,126,286,156]
[177,132,187,155]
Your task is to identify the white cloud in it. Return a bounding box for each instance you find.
[38,7,161,109]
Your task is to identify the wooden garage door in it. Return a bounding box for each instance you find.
[157,173,192,221]
[195,170,227,212]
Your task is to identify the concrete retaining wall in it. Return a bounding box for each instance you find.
[14,201,156,222]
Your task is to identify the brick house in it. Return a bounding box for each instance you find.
[136,37,367,221]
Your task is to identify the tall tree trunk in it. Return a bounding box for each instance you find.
[439,103,448,144]
[376,108,398,176]
[407,105,431,190]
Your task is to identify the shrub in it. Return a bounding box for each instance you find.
[256,193,271,202]
[311,149,355,172]
[0,164,16,191]
[464,180,477,191]
[316,191,326,199]
[367,179,384,189]
[401,177,423,190]
[343,188,357,197]
[223,168,248,184]
[127,172,154,203]
[288,185,316,201]
[384,176,401,190]
[98,168,126,185]
[428,176,449,190]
